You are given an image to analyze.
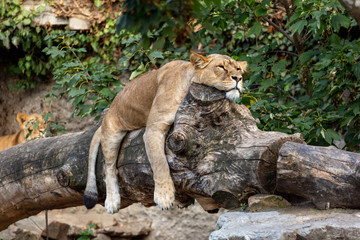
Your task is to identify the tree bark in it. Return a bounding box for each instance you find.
[277,142,360,209]
[0,83,304,230]
[338,0,360,27]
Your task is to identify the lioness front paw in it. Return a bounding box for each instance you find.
[105,193,121,214]
[154,181,175,210]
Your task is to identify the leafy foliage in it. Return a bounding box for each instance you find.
[115,0,360,151]
[0,0,50,88]
[24,112,66,139]
[44,31,124,119]
[75,224,95,240]
[1,0,359,151]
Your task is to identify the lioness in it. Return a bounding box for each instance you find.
[0,113,47,151]
[83,53,248,213]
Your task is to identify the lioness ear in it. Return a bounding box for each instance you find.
[238,61,248,73]
[190,53,211,69]
[17,113,28,126]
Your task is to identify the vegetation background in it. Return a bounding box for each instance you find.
[1,0,359,151]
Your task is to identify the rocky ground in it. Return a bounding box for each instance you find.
[0,203,224,240]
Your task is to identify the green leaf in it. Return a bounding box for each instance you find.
[299,50,316,64]
[130,63,146,80]
[289,19,307,35]
[149,51,164,63]
[272,60,287,76]
[36,4,47,13]
[255,5,267,17]
[202,21,220,33]
[99,88,116,100]
[326,129,340,141]
[152,37,165,50]
[330,14,351,32]
[246,22,262,37]
[352,62,360,80]
[259,78,277,91]
[68,88,85,97]
[23,18,31,25]
[94,0,102,8]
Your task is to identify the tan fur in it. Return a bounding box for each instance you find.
[84,53,248,213]
[0,113,47,151]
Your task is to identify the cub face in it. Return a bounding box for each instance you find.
[17,113,47,140]
[190,53,248,101]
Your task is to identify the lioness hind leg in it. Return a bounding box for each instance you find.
[101,121,127,214]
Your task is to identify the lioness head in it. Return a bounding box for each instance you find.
[190,53,248,101]
[17,113,48,140]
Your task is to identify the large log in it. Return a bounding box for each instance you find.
[277,142,360,209]
[0,83,303,230]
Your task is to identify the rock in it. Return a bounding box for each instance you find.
[248,194,291,212]
[13,228,42,240]
[67,225,86,238]
[23,1,68,26]
[96,221,152,238]
[6,226,42,240]
[209,206,360,240]
[69,16,90,30]
[41,221,70,240]
[95,233,111,240]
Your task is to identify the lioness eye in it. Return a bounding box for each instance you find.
[237,68,241,71]
[218,65,225,70]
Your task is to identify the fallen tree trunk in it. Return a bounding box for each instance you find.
[277,142,360,209]
[0,83,343,231]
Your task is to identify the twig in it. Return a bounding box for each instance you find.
[45,210,49,240]
[65,42,91,77]
[260,16,295,45]
[275,86,303,106]
[262,50,298,57]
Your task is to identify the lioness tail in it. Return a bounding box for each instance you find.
[83,126,102,209]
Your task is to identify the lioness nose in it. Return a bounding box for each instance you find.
[231,76,242,82]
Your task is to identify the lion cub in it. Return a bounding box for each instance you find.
[0,113,47,151]
[84,53,248,213]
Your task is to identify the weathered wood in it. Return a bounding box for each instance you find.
[0,83,303,230]
[277,142,360,209]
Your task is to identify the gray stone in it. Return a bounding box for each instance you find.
[209,207,360,240]
[23,1,68,26]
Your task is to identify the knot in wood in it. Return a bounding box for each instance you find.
[167,131,187,154]
[56,169,70,187]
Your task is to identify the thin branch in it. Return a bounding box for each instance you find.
[65,42,91,77]
[304,31,313,42]
[264,50,298,57]
[260,16,295,45]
